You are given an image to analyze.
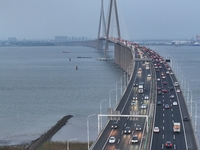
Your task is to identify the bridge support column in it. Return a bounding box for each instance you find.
[97,39,104,50]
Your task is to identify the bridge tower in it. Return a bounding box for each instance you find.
[97,0,107,50]
[97,0,121,58]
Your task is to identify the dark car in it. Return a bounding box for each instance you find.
[165,104,170,109]
[169,87,174,91]
[124,127,131,134]
[111,122,118,129]
[183,116,189,121]
[136,125,142,131]
[165,141,173,148]
[157,101,162,105]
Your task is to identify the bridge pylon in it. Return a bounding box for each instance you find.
[97,0,121,58]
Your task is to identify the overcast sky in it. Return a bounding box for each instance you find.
[1,0,200,40]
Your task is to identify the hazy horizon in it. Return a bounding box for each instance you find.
[1,0,200,41]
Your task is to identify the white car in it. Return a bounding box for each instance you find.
[176,89,181,93]
[140,104,147,109]
[147,74,151,77]
[131,135,139,143]
[131,100,136,106]
[109,136,116,143]
[154,127,160,132]
[157,78,161,81]
[174,82,179,87]
[144,95,149,100]
[173,101,178,106]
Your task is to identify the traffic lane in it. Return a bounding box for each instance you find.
[170,73,198,149]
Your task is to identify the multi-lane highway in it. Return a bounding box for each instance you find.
[92,48,154,150]
[91,45,199,150]
[146,49,188,150]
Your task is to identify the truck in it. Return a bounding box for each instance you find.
[173,122,180,132]
[138,82,144,93]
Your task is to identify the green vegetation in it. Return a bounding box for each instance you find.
[37,141,90,150]
[0,142,91,150]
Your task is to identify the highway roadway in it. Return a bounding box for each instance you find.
[92,48,154,150]
[92,46,199,150]
[146,48,198,150]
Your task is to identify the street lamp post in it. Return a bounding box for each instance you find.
[109,89,116,108]
[116,81,121,105]
[188,90,193,117]
[99,99,107,130]
[120,74,125,95]
[185,82,189,104]
[192,101,197,132]
[67,138,77,150]
[87,114,95,150]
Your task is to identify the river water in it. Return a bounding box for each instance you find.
[0,45,199,146]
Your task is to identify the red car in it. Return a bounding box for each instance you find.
[162,81,168,85]
[165,141,172,147]
[162,89,168,93]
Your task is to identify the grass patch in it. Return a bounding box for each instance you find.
[37,141,91,150]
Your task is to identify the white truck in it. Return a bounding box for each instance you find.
[138,82,144,93]
[173,122,180,132]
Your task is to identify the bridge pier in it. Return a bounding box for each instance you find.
[114,43,133,74]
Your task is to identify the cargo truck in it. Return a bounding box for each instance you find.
[173,122,180,132]
[138,82,144,93]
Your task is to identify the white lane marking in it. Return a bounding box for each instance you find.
[174,144,176,149]
[124,123,127,127]
[173,135,176,139]
[162,144,164,149]
[117,139,120,144]
[163,113,165,117]
[162,134,164,139]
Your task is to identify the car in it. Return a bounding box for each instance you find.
[166,71,169,74]
[144,95,149,100]
[124,127,131,134]
[169,87,174,91]
[174,82,178,87]
[183,116,189,121]
[136,125,142,131]
[147,74,151,77]
[157,87,161,90]
[165,104,170,109]
[157,91,162,95]
[170,94,175,99]
[133,83,138,87]
[177,89,181,93]
[157,78,161,81]
[165,141,173,148]
[140,104,147,109]
[131,100,136,106]
[162,75,166,78]
[162,81,168,85]
[111,122,118,129]
[173,101,178,106]
[133,96,138,100]
[162,89,168,93]
[157,101,162,105]
[153,127,160,132]
[109,136,116,143]
[131,135,139,143]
